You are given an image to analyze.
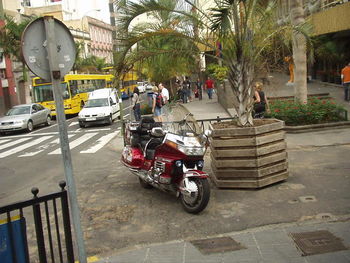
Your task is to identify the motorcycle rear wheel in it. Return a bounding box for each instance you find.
[180,178,210,214]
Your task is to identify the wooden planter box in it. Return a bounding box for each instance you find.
[209,119,288,189]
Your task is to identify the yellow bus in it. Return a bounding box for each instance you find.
[122,70,138,97]
[32,74,114,115]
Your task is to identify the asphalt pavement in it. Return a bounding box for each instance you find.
[94,75,350,262]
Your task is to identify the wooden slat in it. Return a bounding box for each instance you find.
[211,161,288,179]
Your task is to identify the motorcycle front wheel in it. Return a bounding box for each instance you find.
[180,178,210,214]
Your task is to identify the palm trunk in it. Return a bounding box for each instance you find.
[228,60,254,127]
[291,0,307,104]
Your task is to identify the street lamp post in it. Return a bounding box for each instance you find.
[81,9,100,58]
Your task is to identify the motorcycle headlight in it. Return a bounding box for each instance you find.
[197,160,204,168]
[175,160,182,167]
[178,146,205,156]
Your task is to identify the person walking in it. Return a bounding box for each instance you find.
[195,78,203,100]
[341,62,350,101]
[132,87,141,121]
[152,86,163,122]
[253,82,270,118]
[205,77,215,99]
[159,83,169,104]
[182,77,191,103]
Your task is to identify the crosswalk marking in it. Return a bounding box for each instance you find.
[0,137,31,151]
[0,139,11,145]
[0,136,53,158]
[48,132,98,155]
[80,131,119,153]
[69,121,78,127]
[19,134,75,157]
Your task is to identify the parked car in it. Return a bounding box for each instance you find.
[0,103,51,135]
[78,88,120,128]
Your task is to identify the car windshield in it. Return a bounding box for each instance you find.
[6,106,31,116]
[84,98,109,108]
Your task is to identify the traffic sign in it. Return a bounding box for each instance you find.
[21,17,76,80]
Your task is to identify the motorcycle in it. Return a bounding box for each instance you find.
[121,113,211,214]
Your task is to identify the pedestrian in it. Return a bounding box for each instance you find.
[132,87,141,121]
[152,86,163,122]
[195,78,203,100]
[341,62,350,101]
[204,76,215,99]
[159,83,169,104]
[253,82,270,118]
[182,77,190,103]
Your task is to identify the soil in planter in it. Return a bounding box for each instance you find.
[212,119,276,129]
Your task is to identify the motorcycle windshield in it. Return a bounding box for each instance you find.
[163,107,202,137]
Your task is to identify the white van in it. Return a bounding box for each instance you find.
[78,88,120,128]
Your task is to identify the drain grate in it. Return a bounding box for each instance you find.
[190,236,246,255]
[290,230,348,256]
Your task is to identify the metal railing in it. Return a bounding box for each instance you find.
[0,181,74,263]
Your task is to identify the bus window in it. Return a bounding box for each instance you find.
[32,83,69,102]
[69,80,78,96]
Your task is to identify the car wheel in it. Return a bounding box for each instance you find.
[26,120,34,132]
[79,121,86,128]
[107,115,113,125]
[45,115,51,126]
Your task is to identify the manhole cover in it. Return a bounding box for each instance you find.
[290,230,348,256]
[190,236,246,254]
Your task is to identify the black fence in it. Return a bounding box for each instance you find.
[0,181,74,263]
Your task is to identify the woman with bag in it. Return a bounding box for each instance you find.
[253,82,270,118]
[132,87,141,121]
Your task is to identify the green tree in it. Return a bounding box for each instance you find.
[0,15,35,82]
[116,0,310,126]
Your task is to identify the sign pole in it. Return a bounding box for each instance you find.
[43,16,87,263]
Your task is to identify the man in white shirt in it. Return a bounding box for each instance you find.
[159,83,169,104]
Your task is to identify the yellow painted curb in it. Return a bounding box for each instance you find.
[74,256,99,263]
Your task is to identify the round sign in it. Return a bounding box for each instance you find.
[21,17,76,80]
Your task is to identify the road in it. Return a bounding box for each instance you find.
[0,96,139,205]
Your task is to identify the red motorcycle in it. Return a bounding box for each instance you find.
[121,114,211,214]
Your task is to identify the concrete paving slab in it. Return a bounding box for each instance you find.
[146,243,184,263]
[252,230,294,245]
[306,252,350,263]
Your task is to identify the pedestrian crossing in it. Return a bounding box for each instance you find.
[0,128,120,159]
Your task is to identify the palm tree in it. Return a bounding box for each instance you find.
[0,15,36,102]
[290,0,307,104]
[116,0,309,126]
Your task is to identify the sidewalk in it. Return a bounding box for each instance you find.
[97,218,350,263]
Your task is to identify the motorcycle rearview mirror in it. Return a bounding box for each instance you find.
[204,129,212,137]
[151,127,165,137]
[179,120,186,126]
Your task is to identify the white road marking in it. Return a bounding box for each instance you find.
[0,136,53,158]
[80,130,120,153]
[123,114,130,119]
[0,137,31,150]
[19,134,75,157]
[0,139,11,145]
[69,121,78,127]
[48,132,98,155]
[31,123,58,134]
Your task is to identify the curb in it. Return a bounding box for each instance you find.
[284,121,350,133]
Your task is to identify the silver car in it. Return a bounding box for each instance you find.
[0,104,51,135]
